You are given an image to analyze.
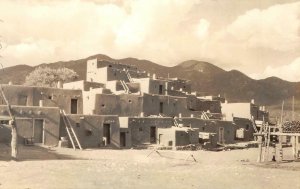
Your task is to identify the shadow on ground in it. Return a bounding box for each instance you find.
[0,143,83,161]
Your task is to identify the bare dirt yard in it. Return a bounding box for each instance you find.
[0,144,300,189]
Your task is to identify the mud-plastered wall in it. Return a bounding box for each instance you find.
[0,105,60,146]
[65,115,120,148]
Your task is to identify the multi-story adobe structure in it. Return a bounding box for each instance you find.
[0,59,269,149]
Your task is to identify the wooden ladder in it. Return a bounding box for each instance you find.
[60,110,82,150]
[174,119,179,127]
[120,80,130,94]
[126,70,134,83]
[202,112,209,120]
[251,118,259,133]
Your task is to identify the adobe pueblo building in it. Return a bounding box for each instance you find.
[0,59,269,150]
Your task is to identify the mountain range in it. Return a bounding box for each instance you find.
[1,54,299,118]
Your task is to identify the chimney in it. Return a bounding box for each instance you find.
[152,74,156,79]
[57,81,63,88]
[251,99,255,104]
[39,100,43,107]
[8,81,13,85]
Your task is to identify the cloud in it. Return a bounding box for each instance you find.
[261,57,300,82]
[223,4,300,52]
[0,0,299,82]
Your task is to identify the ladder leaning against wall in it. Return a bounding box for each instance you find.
[60,109,82,150]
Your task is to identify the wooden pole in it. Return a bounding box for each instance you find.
[257,122,264,163]
[266,122,271,161]
[0,85,18,160]
[281,101,284,124]
[292,96,295,121]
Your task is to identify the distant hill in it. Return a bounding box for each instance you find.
[1,54,300,119]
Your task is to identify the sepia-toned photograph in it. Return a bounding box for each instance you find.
[0,0,299,188]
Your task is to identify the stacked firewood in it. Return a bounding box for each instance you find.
[282,121,300,133]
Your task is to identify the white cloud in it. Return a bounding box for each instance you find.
[0,0,299,82]
[195,19,210,39]
[223,4,300,52]
[262,57,300,82]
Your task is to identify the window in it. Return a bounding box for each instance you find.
[202,127,205,131]
[0,120,9,124]
[85,129,92,136]
[159,102,163,113]
[76,123,80,128]
[159,85,163,94]
[128,100,132,103]
[18,95,28,106]
[139,128,143,132]
[71,99,78,114]
[101,104,105,107]
[246,124,250,131]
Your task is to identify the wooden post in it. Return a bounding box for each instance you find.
[265,123,271,161]
[257,135,263,163]
[277,131,283,162]
[0,85,18,160]
[292,136,297,160]
[10,120,18,159]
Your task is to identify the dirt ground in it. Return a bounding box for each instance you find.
[0,144,300,189]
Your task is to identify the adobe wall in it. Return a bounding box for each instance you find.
[0,85,83,114]
[64,114,120,148]
[127,117,173,145]
[142,93,189,117]
[233,117,255,141]
[175,129,199,146]
[179,118,236,144]
[221,103,251,121]
[93,94,120,115]
[33,87,83,114]
[0,124,11,143]
[119,94,143,116]
[0,105,60,146]
[63,80,104,91]
[92,93,195,117]
[87,59,147,84]
[157,128,175,147]
[167,79,191,94]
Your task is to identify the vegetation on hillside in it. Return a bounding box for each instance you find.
[24,67,78,87]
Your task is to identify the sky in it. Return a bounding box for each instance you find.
[0,0,299,81]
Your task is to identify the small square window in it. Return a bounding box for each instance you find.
[139,128,143,132]
[85,129,92,136]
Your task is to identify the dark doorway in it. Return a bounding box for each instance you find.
[150,126,156,143]
[159,102,163,114]
[159,85,163,94]
[103,124,111,145]
[159,134,163,144]
[33,119,44,143]
[71,99,78,114]
[219,127,225,144]
[120,132,126,147]
[18,95,28,106]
